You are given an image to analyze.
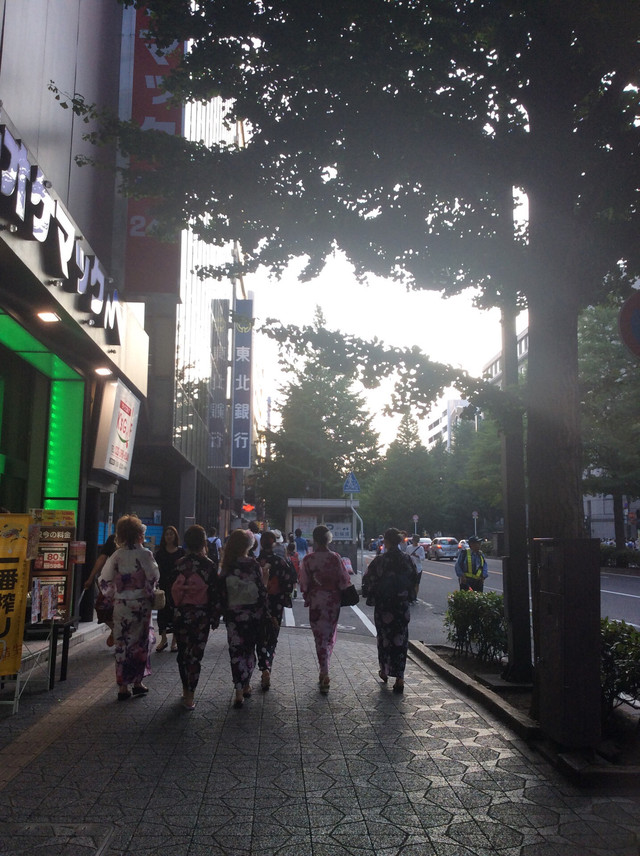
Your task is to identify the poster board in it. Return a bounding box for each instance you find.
[0,514,32,675]
[29,509,76,624]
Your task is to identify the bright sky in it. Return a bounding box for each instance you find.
[250,253,527,447]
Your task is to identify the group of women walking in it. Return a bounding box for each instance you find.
[98,517,418,708]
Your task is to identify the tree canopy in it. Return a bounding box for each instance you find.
[254,311,380,527]
[110,0,640,539]
[579,296,640,544]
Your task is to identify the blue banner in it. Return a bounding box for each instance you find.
[230,299,253,469]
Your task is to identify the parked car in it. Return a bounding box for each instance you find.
[427,537,459,561]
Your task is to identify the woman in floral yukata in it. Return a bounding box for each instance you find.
[256,530,298,691]
[362,527,418,694]
[171,524,219,711]
[98,515,160,701]
[299,525,352,693]
[219,528,270,708]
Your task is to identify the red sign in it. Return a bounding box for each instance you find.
[618,291,640,359]
[124,9,184,296]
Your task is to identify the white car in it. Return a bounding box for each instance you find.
[427,537,459,561]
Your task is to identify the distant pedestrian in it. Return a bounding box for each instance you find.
[206,527,222,567]
[455,535,488,592]
[219,528,270,708]
[294,528,309,561]
[98,515,160,701]
[154,526,185,653]
[286,542,301,598]
[257,531,298,691]
[171,525,219,710]
[248,520,262,558]
[406,534,425,593]
[84,532,117,646]
[271,529,287,558]
[362,528,418,694]
[299,525,352,693]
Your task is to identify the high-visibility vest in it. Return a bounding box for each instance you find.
[464,549,486,578]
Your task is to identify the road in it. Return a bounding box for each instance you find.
[281,551,640,645]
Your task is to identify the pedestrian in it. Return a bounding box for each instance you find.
[271,529,287,558]
[247,520,261,557]
[362,527,418,694]
[219,528,270,708]
[299,524,352,693]
[406,534,425,593]
[257,531,298,691]
[455,535,489,592]
[286,541,301,598]
[171,524,219,710]
[84,532,117,646]
[98,515,160,701]
[154,525,185,653]
[294,527,309,561]
[206,527,222,567]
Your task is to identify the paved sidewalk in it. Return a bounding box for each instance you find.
[0,623,639,856]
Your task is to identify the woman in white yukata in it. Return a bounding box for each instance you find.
[99,515,160,701]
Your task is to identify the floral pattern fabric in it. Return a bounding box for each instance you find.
[99,544,160,686]
[257,550,298,672]
[172,552,218,693]
[173,605,211,693]
[220,556,269,690]
[300,548,351,675]
[362,548,418,680]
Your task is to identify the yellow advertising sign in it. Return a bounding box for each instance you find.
[0,514,31,675]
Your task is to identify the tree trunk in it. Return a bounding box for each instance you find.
[499,300,532,682]
[526,288,584,540]
[613,491,626,549]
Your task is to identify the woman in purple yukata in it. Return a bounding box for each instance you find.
[299,525,352,693]
[219,528,270,708]
[98,515,160,701]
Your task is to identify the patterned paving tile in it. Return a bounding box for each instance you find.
[0,627,639,856]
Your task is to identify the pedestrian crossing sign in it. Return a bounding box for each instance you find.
[343,473,361,493]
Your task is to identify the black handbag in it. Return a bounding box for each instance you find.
[340,584,360,607]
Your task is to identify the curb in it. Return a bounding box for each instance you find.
[408,641,541,740]
[408,640,640,790]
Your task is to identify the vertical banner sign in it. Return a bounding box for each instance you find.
[0,515,31,675]
[209,299,230,470]
[125,8,184,296]
[93,380,141,479]
[231,299,253,469]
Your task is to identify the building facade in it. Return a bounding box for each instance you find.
[0,1,150,615]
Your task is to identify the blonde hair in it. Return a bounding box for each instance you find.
[115,515,145,548]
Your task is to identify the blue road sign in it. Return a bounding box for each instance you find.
[343,473,361,493]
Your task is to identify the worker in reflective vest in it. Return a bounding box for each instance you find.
[455,536,488,592]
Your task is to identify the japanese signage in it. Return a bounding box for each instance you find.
[209,299,230,469]
[92,379,141,479]
[125,7,184,296]
[0,514,31,675]
[0,125,122,342]
[326,521,353,541]
[231,299,253,469]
